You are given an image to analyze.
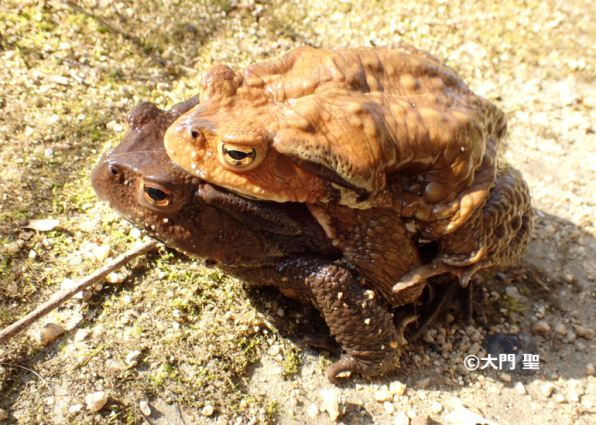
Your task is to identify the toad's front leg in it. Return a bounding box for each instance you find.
[241,256,403,383]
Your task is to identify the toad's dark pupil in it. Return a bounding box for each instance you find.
[228,150,247,160]
[146,187,168,201]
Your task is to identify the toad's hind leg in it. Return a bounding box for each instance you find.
[393,166,533,293]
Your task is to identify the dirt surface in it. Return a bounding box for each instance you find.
[1,0,596,424]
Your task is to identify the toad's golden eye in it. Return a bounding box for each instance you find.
[143,185,172,207]
[221,144,257,168]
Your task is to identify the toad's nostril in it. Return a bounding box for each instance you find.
[109,165,123,179]
[187,127,204,144]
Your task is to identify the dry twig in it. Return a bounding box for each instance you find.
[0,239,158,345]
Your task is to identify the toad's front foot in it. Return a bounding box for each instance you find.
[275,257,403,383]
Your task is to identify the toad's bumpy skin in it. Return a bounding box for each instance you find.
[236,256,402,382]
[164,45,507,241]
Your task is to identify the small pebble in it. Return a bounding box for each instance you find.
[565,331,576,343]
[0,409,7,421]
[575,326,595,340]
[554,394,565,404]
[375,389,392,402]
[535,305,546,319]
[394,412,410,425]
[5,242,20,254]
[320,389,340,420]
[533,321,551,333]
[201,405,215,416]
[554,323,567,336]
[415,377,430,389]
[126,350,142,366]
[307,404,319,418]
[384,401,396,414]
[390,381,407,396]
[68,404,84,413]
[467,342,481,356]
[29,249,37,259]
[514,382,526,395]
[130,228,142,239]
[37,323,65,345]
[411,415,431,425]
[267,345,282,356]
[113,124,124,132]
[85,391,107,412]
[139,401,151,416]
[429,401,442,414]
[287,398,298,408]
[586,363,595,376]
[500,373,512,382]
[541,382,555,397]
[44,148,54,158]
[276,308,285,317]
[106,272,125,284]
[93,245,111,262]
[72,328,90,343]
[505,287,524,301]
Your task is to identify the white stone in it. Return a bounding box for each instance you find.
[106,272,125,284]
[445,405,498,425]
[554,394,565,403]
[93,245,111,261]
[576,327,595,340]
[586,363,595,376]
[37,323,65,345]
[514,382,526,395]
[533,321,551,333]
[139,401,151,416]
[541,382,555,397]
[29,249,37,259]
[5,242,20,253]
[85,391,107,412]
[72,328,90,343]
[201,405,215,416]
[554,323,567,335]
[390,381,407,396]
[500,373,512,382]
[375,389,392,402]
[384,401,396,414]
[267,345,282,356]
[394,412,410,425]
[467,342,481,356]
[130,228,142,239]
[126,350,142,366]
[429,401,443,414]
[68,404,84,413]
[320,389,341,420]
[307,404,319,418]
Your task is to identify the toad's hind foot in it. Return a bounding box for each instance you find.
[394,166,533,294]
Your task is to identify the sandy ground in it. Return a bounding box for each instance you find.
[1,0,595,424]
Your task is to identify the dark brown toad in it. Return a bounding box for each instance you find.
[92,99,417,382]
